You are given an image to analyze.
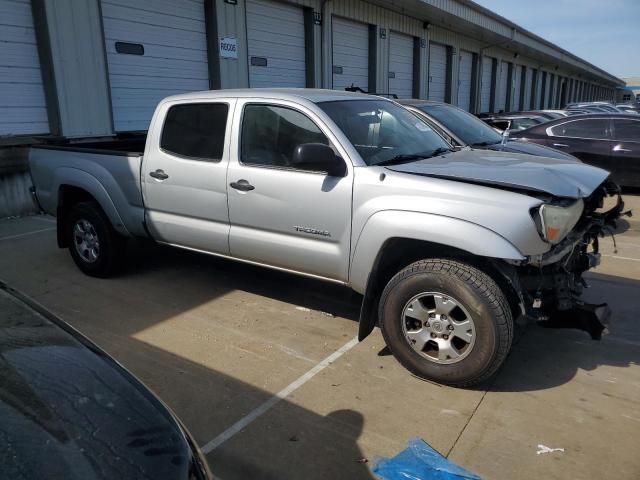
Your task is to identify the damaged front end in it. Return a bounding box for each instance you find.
[513,181,628,339]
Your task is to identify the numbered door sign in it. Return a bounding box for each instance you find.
[219,37,238,59]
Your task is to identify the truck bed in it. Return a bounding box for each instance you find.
[29,136,148,238]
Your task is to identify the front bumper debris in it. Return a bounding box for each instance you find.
[537,302,612,340]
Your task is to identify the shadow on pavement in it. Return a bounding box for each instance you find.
[487,272,639,393]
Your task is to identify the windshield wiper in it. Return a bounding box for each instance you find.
[375,148,453,166]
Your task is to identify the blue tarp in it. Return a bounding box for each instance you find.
[372,438,482,480]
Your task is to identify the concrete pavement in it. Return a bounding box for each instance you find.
[0,195,638,479]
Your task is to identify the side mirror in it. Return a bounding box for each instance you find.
[291,143,347,177]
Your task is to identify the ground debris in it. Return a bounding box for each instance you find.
[536,444,565,455]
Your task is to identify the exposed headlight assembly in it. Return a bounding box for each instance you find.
[536,199,584,245]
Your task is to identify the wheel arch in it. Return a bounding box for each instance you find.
[356,235,525,341]
[57,181,129,247]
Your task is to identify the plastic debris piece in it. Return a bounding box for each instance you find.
[356,458,369,464]
[536,444,565,455]
[373,438,481,480]
[295,306,311,312]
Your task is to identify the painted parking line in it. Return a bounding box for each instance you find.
[201,337,359,454]
[0,227,55,242]
[31,215,57,224]
[602,254,640,263]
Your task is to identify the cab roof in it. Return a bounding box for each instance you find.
[162,88,378,104]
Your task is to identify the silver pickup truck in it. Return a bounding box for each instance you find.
[30,89,624,387]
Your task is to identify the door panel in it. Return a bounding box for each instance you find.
[142,100,235,254]
[227,102,352,281]
[457,50,473,111]
[480,57,493,113]
[246,0,306,88]
[332,17,369,91]
[548,118,612,171]
[611,118,640,186]
[428,43,447,102]
[388,32,414,98]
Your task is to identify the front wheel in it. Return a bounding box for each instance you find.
[66,201,126,278]
[379,259,513,387]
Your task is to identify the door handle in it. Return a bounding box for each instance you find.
[612,145,632,153]
[149,169,169,180]
[229,179,255,192]
[552,143,569,148]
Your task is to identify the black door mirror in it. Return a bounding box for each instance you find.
[291,143,347,177]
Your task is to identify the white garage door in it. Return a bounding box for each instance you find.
[102,0,209,131]
[511,65,522,111]
[332,17,369,91]
[536,73,544,109]
[524,67,533,110]
[0,0,48,135]
[428,43,447,102]
[480,56,493,113]
[457,50,473,111]
[246,0,305,88]
[388,32,414,98]
[496,61,509,112]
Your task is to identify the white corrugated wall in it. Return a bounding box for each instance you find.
[0,0,49,135]
[101,0,210,131]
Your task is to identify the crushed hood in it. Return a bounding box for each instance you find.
[386,149,610,198]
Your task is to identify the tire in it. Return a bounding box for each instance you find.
[66,201,126,278]
[379,259,513,387]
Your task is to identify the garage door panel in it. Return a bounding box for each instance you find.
[388,32,414,98]
[103,20,207,51]
[104,0,205,20]
[247,0,306,88]
[457,50,473,111]
[102,5,205,33]
[333,17,369,91]
[102,0,209,131]
[512,65,522,111]
[0,0,49,135]
[428,43,447,102]
[496,61,508,111]
[480,57,493,112]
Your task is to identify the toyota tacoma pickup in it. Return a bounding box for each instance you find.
[29,89,624,387]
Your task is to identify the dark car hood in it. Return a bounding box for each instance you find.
[0,284,206,480]
[487,139,578,161]
[386,149,609,198]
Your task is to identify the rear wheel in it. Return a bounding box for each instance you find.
[379,259,513,387]
[66,201,126,278]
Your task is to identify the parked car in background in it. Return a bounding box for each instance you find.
[0,282,211,480]
[540,110,570,118]
[567,102,621,113]
[399,100,578,160]
[616,104,640,114]
[510,113,640,187]
[479,113,549,133]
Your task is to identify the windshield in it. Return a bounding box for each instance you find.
[318,100,451,166]
[417,104,502,146]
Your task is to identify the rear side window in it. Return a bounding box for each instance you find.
[240,104,328,169]
[160,103,229,160]
[613,119,640,142]
[550,119,609,139]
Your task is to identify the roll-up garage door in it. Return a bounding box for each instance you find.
[511,65,522,111]
[332,17,369,91]
[388,32,414,98]
[457,50,473,111]
[428,43,447,102]
[246,0,306,88]
[101,0,209,131]
[480,57,493,113]
[496,61,509,112]
[0,0,48,135]
[524,68,533,110]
